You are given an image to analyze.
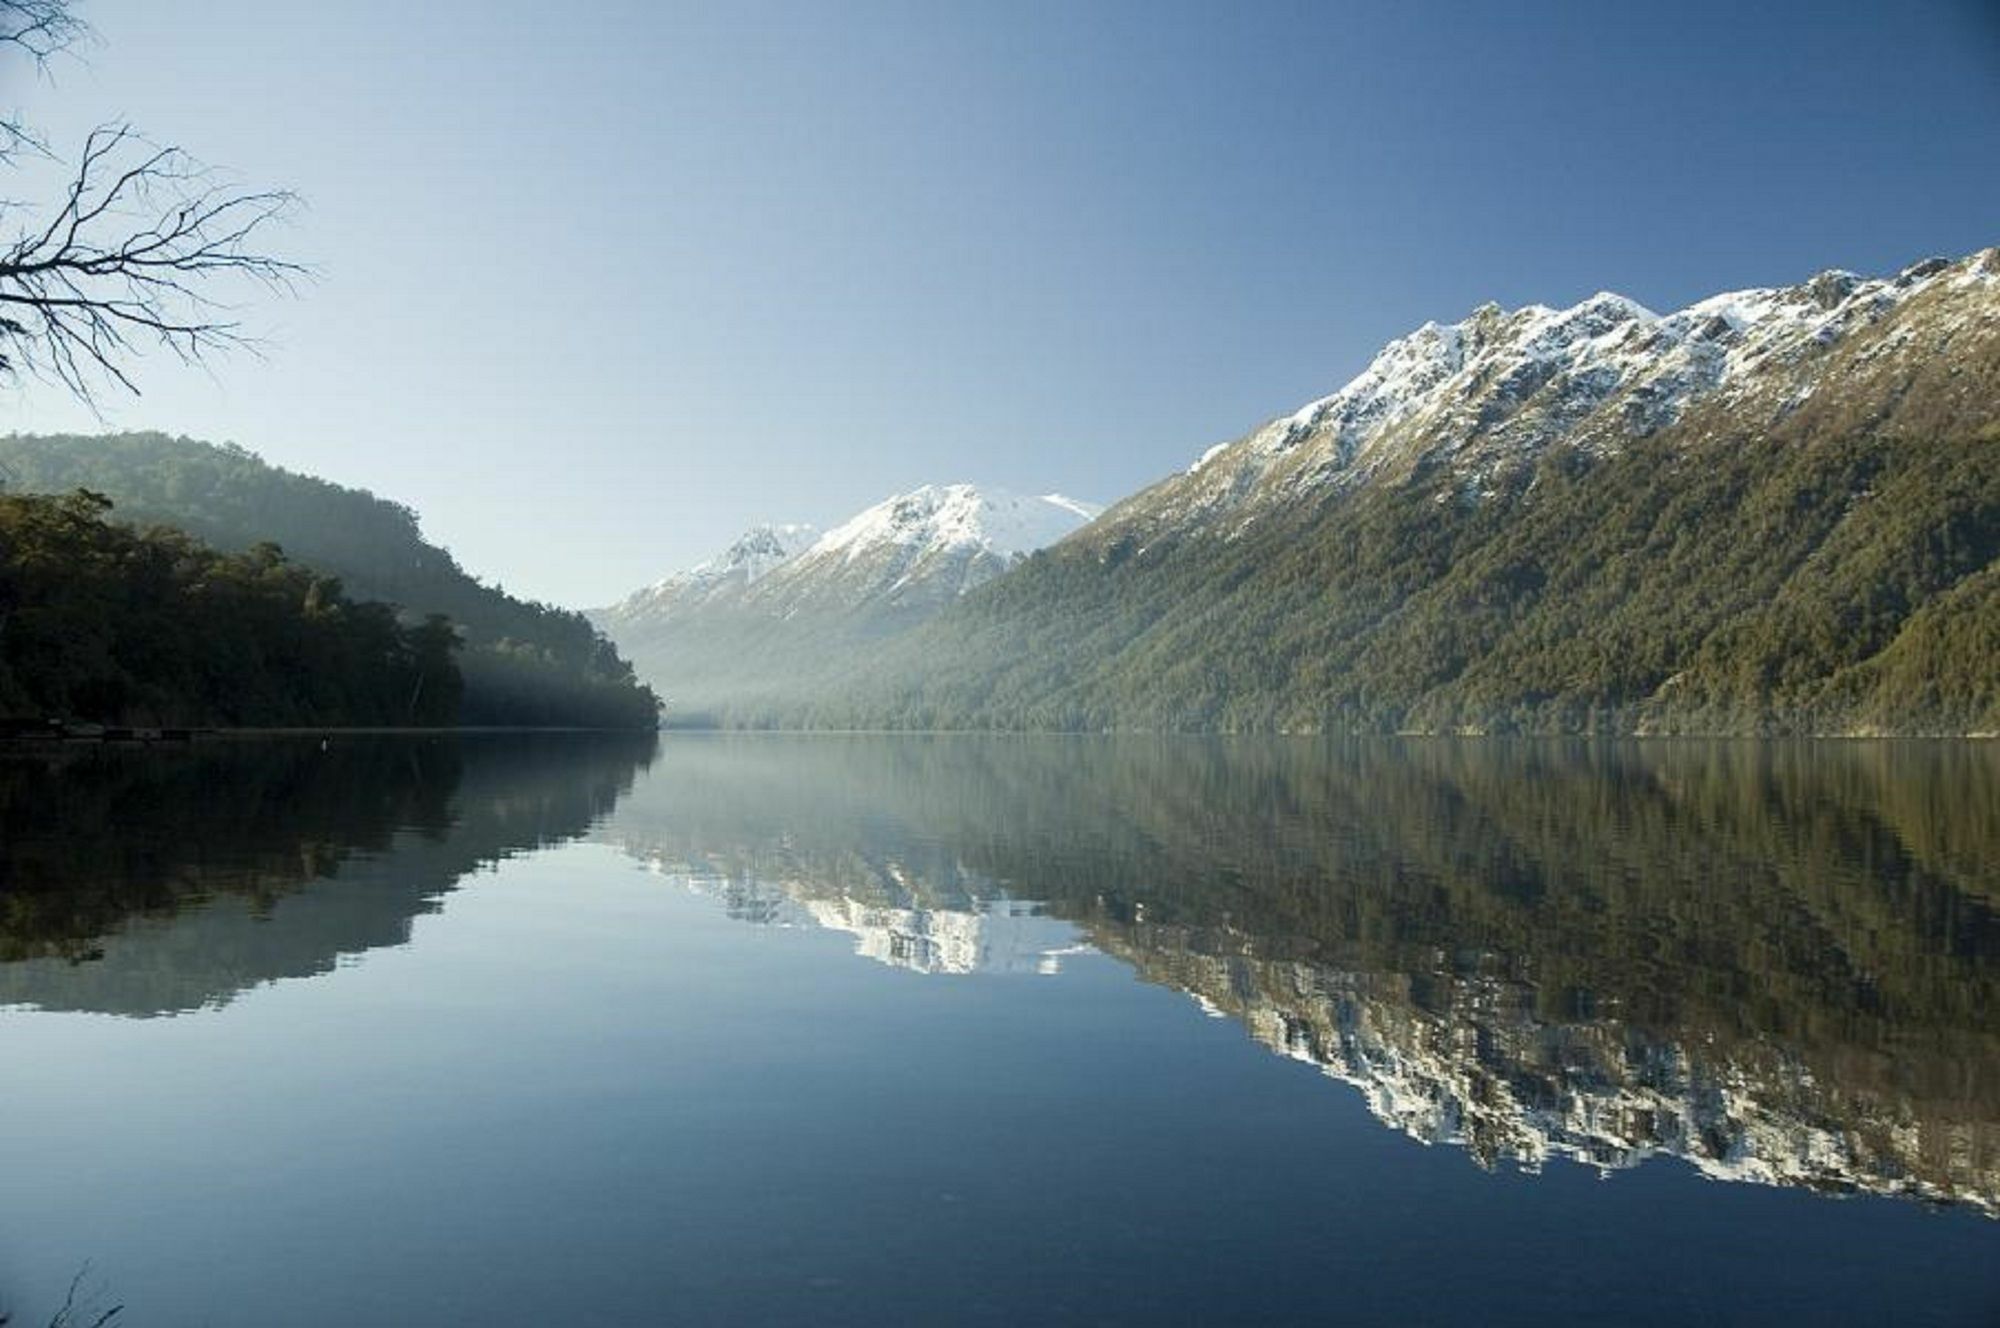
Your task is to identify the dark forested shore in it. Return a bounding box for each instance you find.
[0,434,660,730]
[0,487,466,727]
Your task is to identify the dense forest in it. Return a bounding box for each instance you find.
[0,433,659,728]
[0,487,463,727]
[708,422,2000,734]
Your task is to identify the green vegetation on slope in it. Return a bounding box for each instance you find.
[659,261,2000,737]
[720,424,2000,734]
[0,433,658,727]
[0,488,461,726]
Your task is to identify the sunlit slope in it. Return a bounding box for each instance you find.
[760,250,2000,733]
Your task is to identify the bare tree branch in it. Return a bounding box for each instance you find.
[0,123,306,404]
[0,1,302,403]
[0,0,85,61]
[42,1263,122,1328]
[0,0,89,162]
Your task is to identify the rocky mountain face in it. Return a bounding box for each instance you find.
[596,485,1100,722]
[598,523,820,634]
[748,485,1101,620]
[1099,249,1999,544]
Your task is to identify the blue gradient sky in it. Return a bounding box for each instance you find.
[5,0,1997,605]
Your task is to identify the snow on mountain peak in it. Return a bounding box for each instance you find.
[1174,248,1996,505]
[1038,493,1102,523]
[1236,315,1471,469]
[811,484,1103,563]
[656,521,819,592]
[605,483,1105,634]
[598,521,820,628]
[720,482,1107,616]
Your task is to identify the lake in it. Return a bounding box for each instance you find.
[2,734,1996,1325]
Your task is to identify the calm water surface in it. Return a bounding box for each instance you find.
[1,734,1996,1325]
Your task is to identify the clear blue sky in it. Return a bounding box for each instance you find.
[5,0,1997,605]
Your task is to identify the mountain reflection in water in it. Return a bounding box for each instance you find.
[2,733,1995,1222]
[604,736,2000,1216]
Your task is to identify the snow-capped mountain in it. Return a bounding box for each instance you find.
[596,484,1101,717]
[598,523,819,631]
[602,247,1998,733]
[810,484,1102,566]
[746,484,1103,619]
[603,484,1099,635]
[1100,248,1999,540]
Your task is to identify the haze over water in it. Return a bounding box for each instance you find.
[1,734,1996,1325]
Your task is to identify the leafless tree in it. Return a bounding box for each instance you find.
[0,1263,123,1328]
[41,1265,121,1328]
[0,0,302,403]
[0,0,81,62]
[1,0,87,159]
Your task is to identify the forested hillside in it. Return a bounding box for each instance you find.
[0,433,658,727]
[747,426,1995,734]
[714,254,2000,736]
[0,488,461,726]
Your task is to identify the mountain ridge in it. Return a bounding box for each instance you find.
[715,246,2000,734]
[604,483,1104,624]
[1092,249,1997,546]
[601,523,822,631]
[598,483,1101,720]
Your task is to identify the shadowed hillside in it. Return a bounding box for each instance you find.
[0,433,659,728]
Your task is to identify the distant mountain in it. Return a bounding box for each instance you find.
[598,484,1100,723]
[744,247,2000,734]
[754,485,1103,619]
[599,523,820,633]
[0,433,659,727]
